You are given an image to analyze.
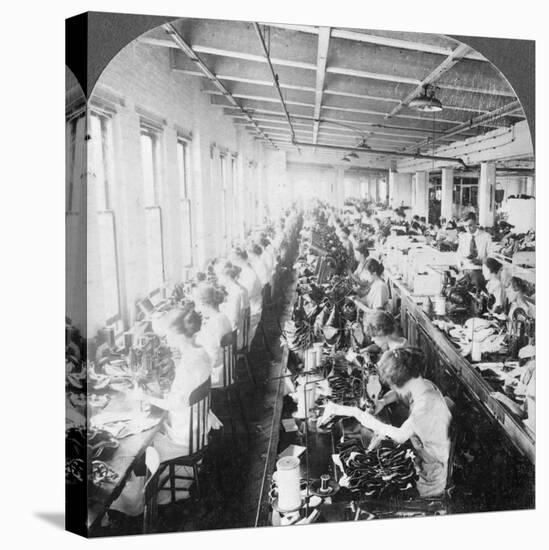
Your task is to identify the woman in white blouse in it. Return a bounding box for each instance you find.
[321,347,452,498]
[248,244,270,287]
[194,284,233,387]
[218,261,249,350]
[112,305,217,510]
[231,248,263,343]
[482,257,505,314]
[362,258,390,311]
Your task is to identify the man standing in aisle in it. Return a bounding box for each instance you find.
[457,212,492,266]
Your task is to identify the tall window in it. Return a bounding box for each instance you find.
[177,138,193,267]
[140,128,165,294]
[231,156,240,242]
[89,111,122,331]
[66,113,86,326]
[220,154,228,249]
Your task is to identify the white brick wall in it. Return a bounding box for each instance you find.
[69,39,292,336]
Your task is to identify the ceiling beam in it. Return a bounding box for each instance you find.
[293,141,468,167]
[145,35,514,97]
[403,100,522,151]
[192,44,316,70]
[312,27,331,145]
[161,23,276,148]
[262,24,487,62]
[211,90,482,125]
[386,43,471,118]
[224,109,481,139]
[176,66,489,114]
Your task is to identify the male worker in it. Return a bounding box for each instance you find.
[457,212,492,265]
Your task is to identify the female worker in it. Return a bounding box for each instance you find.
[112,304,218,510]
[320,347,452,498]
[506,276,535,321]
[248,243,270,288]
[218,261,249,350]
[365,310,407,352]
[482,257,505,314]
[231,247,263,342]
[361,258,390,311]
[194,283,233,387]
[339,227,354,259]
[351,240,370,283]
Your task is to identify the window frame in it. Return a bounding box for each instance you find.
[177,136,194,268]
[88,107,124,335]
[139,122,166,295]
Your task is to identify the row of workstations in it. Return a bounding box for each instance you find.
[257,233,534,526]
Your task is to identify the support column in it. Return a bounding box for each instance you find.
[526,176,535,197]
[441,168,454,222]
[479,162,496,228]
[414,171,429,219]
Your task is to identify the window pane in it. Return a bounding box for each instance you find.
[98,211,120,321]
[90,114,108,210]
[181,199,193,267]
[177,141,188,199]
[145,206,164,292]
[141,133,156,206]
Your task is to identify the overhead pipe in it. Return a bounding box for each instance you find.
[293,141,469,168]
[404,100,522,152]
[253,23,299,150]
[163,23,277,149]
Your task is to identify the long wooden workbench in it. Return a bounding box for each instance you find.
[386,275,535,465]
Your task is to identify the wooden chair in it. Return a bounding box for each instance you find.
[158,377,212,504]
[236,307,256,385]
[212,330,249,438]
[142,447,161,534]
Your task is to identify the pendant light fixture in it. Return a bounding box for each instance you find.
[410,85,443,113]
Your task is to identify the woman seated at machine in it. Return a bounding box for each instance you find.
[112,304,217,511]
[482,257,505,314]
[231,247,263,342]
[348,240,370,292]
[360,258,390,311]
[365,310,407,352]
[506,276,535,322]
[194,283,233,387]
[321,347,452,498]
[217,261,250,350]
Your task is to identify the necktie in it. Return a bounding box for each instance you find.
[469,234,478,259]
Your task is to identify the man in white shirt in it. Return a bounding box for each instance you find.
[457,212,493,265]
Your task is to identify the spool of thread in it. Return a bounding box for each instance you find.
[435,296,446,316]
[320,474,330,493]
[471,338,482,362]
[276,457,301,512]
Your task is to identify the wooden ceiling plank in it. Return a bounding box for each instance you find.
[262,24,486,62]
[386,43,472,118]
[161,23,276,148]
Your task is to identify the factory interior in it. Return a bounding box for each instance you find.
[65,16,535,537]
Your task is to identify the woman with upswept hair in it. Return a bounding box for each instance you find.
[320,347,452,497]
